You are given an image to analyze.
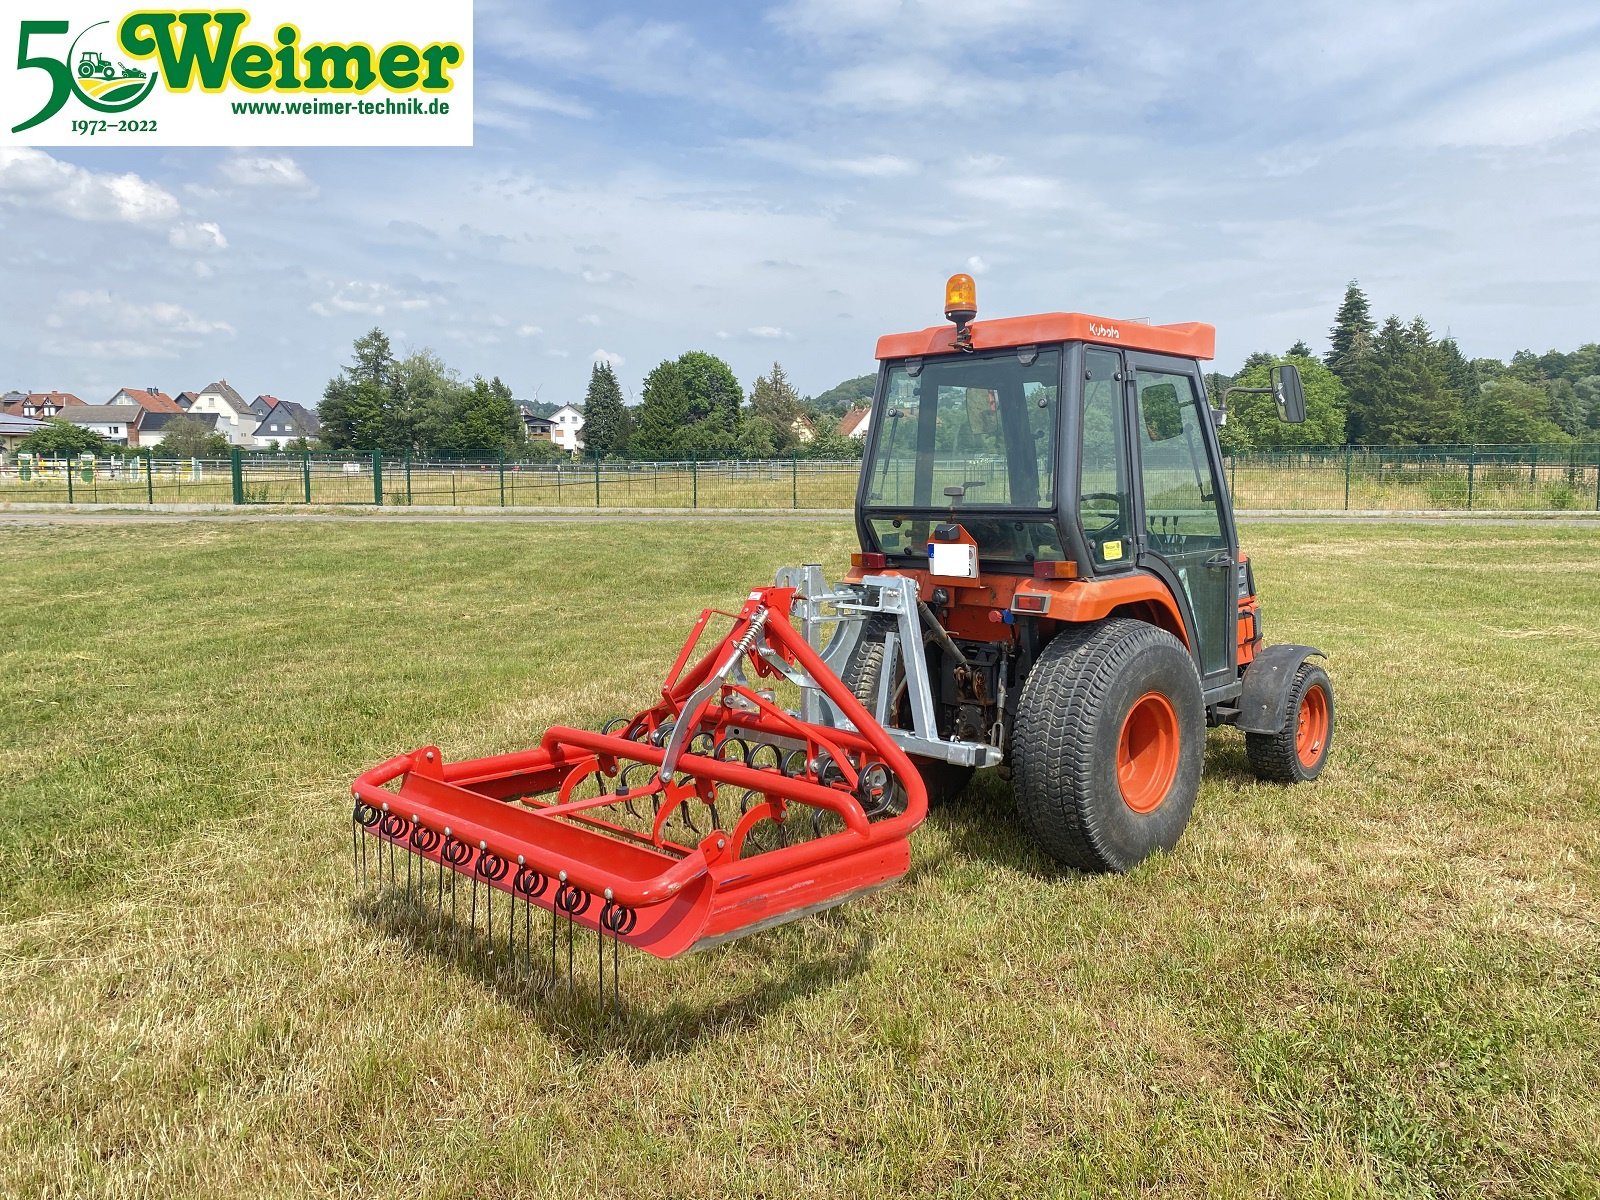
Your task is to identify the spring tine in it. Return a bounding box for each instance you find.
[351,810,359,888]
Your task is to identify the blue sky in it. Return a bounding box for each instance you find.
[3,0,1599,409]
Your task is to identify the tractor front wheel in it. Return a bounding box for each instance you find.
[1245,662,1334,783]
[1013,619,1204,872]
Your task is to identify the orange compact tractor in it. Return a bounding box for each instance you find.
[353,276,1333,988]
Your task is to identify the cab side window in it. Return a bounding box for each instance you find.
[1079,348,1131,568]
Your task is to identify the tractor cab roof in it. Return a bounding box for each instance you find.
[875,312,1215,363]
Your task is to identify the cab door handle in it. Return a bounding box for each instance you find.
[1204,552,1234,570]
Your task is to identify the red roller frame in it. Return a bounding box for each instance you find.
[352,587,930,958]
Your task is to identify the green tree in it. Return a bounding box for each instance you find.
[394,349,461,451]
[437,376,524,452]
[676,350,743,457]
[581,361,631,458]
[1325,281,1375,383]
[17,420,109,457]
[320,328,403,450]
[800,427,865,460]
[631,360,691,460]
[1465,379,1568,444]
[1286,339,1314,359]
[735,416,778,458]
[749,361,803,453]
[1223,354,1347,450]
[154,415,232,459]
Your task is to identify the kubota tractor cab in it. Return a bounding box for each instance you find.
[352,275,1332,984]
[829,274,1333,870]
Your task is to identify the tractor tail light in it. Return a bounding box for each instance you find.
[1033,560,1078,579]
[851,552,888,570]
[1011,593,1050,615]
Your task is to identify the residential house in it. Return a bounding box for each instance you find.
[1,390,25,412]
[790,415,816,444]
[838,407,872,439]
[57,405,144,446]
[109,387,183,414]
[12,392,84,419]
[139,411,222,452]
[252,400,320,448]
[517,404,555,442]
[186,380,258,446]
[0,413,45,453]
[549,404,584,452]
[174,391,201,411]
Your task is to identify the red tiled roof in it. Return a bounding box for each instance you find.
[114,388,183,413]
[837,407,871,437]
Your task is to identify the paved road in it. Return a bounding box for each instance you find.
[2,507,1597,529]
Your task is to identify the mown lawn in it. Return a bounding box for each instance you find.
[0,518,1596,1199]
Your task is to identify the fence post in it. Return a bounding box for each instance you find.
[372,449,383,506]
[1341,448,1351,510]
[145,452,154,505]
[1529,443,1538,486]
[1467,444,1476,511]
[499,449,506,507]
[230,447,243,505]
[691,454,698,509]
[405,451,412,506]
[792,455,799,509]
[301,451,311,503]
[594,451,601,507]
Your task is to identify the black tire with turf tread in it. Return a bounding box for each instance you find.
[1012,618,1204,873]
[839,616,974,807]
[1245,662,1334,783]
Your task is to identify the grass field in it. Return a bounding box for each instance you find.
[1,518,1598,1198]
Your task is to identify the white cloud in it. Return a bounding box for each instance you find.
[219,154,316,194]
[310,280,437,318]
[592,348,624,366]
[735,139,918,179]
[546,349,572,358]
[966,255,988,274]
[516,323,544,337]
[40,289,233,361]
[579,313,602,326]
[482,80,594,120]
[0,149,179,223]
[748,326,793,340]
[1406,48,1600,147]
[169,221,228,251]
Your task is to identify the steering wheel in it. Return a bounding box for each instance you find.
[1078,491,1125,537]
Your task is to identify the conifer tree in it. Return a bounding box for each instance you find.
[581,361,631,458]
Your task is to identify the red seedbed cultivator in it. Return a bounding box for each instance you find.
[353,585,928,990]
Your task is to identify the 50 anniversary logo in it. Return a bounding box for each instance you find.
[3,4,473,147]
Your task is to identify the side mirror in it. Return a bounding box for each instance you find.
[1271,364,1306,423]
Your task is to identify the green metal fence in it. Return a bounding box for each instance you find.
[2,445,1597,512]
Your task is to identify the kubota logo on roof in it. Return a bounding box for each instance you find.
[1089,323,1121,340]
[2,2,473,147]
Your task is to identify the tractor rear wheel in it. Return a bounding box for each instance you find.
[1013,618,1204,872]
[1245,662,1334,783]
[841,617,974,807]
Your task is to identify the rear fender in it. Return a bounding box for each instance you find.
[1236,644,1324,734]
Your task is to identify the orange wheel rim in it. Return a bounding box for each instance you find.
[1295,683,1329,769]
[1117,691,1180,814]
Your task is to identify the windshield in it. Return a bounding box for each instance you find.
[863,348,1061,511]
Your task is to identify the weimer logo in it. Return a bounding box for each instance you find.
[11,19,161,132]
[3,3,473,147]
